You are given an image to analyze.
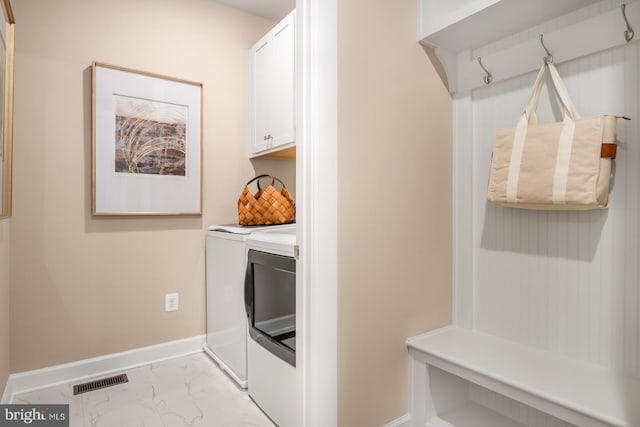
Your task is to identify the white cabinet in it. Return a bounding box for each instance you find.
[249,10,295,158]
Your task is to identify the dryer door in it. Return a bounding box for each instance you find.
[245,249,296,367]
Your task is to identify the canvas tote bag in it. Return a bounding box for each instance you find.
[487,63,625,210]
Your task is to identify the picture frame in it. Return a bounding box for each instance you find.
[0,0,14,220]
[92,62,203,216]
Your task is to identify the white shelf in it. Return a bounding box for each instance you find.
[418,0,600,52]
[417,0,622,94]
[408,327,640,427]
[427,401,527,427]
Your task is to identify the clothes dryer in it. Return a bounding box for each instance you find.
[245,226,297,426]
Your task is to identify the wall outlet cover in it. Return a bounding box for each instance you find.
[165,293,179,312]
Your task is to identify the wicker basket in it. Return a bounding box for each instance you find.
[237,175,295,226]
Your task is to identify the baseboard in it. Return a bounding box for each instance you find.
[383,413,411,427]
[1,376,14,404]
[3,334,205,403]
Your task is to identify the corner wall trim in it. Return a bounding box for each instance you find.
[1,335,205,403]
[382,413,411,427]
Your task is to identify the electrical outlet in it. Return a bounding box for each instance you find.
[165,293,179,312]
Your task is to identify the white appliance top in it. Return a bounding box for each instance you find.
[246,226,297,257]
[207,223,295,235]
[207,224,253,234]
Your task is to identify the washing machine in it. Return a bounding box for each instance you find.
[244,226,297,426]
[204,223,294,388]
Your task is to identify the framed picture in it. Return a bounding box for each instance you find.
[0,0,14,220]
[92,62,203,216]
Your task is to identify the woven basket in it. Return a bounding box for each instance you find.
[238,174,295,226]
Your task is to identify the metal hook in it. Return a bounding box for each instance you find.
[477,57,492,85]
[539,34,553,64]
[622,4,635,42]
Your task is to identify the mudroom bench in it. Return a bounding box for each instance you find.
[407,327,640,427]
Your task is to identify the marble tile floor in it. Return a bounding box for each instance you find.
[12,352,276,427]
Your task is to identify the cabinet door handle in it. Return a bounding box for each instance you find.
[263,134,273,141]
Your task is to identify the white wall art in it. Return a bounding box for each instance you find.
[92,62,202,216]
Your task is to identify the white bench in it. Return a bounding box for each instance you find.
[407,327,640,427]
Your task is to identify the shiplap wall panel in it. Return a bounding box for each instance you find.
[469,384,576,427]
[622,41,640,377]
[468,42,639,377]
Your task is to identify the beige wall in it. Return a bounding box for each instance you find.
[10,0,294,373]
[337,0,453,425]
[0,220,9,393]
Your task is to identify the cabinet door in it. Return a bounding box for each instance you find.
[250,11,295,157]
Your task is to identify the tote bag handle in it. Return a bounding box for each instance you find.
[507,63,581,204]
[519,63,581,128]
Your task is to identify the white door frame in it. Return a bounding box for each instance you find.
[296,0,338,426]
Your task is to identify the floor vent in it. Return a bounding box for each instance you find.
[73,373,128,395]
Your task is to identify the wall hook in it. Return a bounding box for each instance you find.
[622,4,635,42]
[539,34,553,64]
[477,57,493,85]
